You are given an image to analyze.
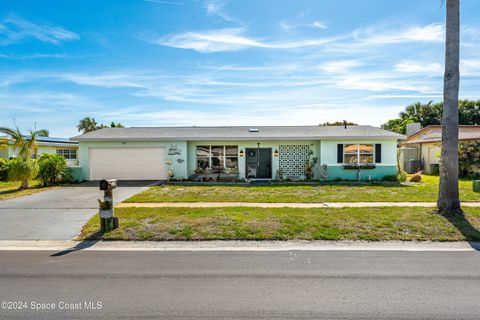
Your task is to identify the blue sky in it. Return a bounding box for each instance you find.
[1,0,479,137]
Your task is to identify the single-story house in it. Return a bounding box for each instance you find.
[71,125,404,181]
[0,136,79,166]
[400,124,480,174]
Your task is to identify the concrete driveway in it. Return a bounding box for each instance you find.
[0,181,156,240]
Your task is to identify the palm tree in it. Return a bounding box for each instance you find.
[0,138,7,152]
[77,117,98,134]
[0,126,48,189]
[438,0,461,214]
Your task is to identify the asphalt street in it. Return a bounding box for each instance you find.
[0,250,479,319]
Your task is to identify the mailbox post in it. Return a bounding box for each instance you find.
[99,179,118,232]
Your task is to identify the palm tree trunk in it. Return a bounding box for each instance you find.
[438,0,461,214]
[20,179,29,190]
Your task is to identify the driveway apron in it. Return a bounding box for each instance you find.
[0,181,154,240]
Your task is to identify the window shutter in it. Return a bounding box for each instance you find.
[375,144,382,163]
[337,144,343,163]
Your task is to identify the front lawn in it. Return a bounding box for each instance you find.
[78,206,480,241]
[126,175,479,203]
[0,180,48,201]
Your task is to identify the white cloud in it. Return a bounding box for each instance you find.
[353,23,444,45]
[279,20,327,31]
[148,28,337,52]
[365,94,443,100]
[319,60,364,73]
[0,53,68,60]
[60,73,151,88]
[0,14,79,45]
[142,0,184,5]
[312,21,327,29]
[394,59,480,76]
[336,73,436,93]
[151,21,444,54]
[203,0,236,22]
[462,59,480,75]
[151,28,263,52]
[394,60,443,74]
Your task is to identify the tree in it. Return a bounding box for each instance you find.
[110,122,124,128]
[458,142,480,178]
[381,100,480,134]
[77,117,98,134]
[438,0,461,214]
[8,158,38,189]
[399,101,443,127]
[0,125,47,189]
[382,118,415,135]
[0,138,7,152]
[381,101,443,134]
[77,117,124,133]
[320,121,357,126]
[96,124,109,130]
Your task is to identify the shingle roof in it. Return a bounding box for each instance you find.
[71,126,405,141]
[402,125,480,144]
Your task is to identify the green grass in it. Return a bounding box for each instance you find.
[126,175,480,203]
[0,180,49,201]
[78,206,480,241]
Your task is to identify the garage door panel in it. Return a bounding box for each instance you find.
[89,147,166,180]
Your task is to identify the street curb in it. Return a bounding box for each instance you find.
[0,240,479,252]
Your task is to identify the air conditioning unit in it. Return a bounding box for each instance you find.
[405,160,422,174]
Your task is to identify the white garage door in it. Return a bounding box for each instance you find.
[89,147,167,180]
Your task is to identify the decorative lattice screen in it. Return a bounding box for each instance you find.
[279,145,310,178]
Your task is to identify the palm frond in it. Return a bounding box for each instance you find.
[0,127,21,139]
[36,129,49,137]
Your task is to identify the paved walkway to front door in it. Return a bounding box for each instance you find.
[117,201,480,208]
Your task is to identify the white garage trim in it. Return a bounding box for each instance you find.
[89,147,167,180]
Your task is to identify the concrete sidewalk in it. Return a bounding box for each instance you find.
[118,201,480,208]
[0,240,479,252]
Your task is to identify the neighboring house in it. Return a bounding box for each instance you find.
[71,125,404,181]
[400,125,480,174]
[0,136,79,167]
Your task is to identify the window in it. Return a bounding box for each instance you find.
[196,145,238,170]
[211,146,224,169]
[196,146,209,170]
[344,144,373,164]
[56,148,77,160]
[225,145,238,169]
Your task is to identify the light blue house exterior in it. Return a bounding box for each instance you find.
[72,125,404,181]
[1,136,79,167]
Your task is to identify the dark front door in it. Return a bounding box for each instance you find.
[245,148,272,179]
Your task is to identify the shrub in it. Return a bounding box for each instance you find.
[0,158,9,181]
[382,174,398,182]
[409,172,422,182]
[37,154,71,186]
[396,171,407,182]
[8,158,38,189]
[458,142,480,177]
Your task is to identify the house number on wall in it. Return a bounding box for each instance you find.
[168,144,182,155]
